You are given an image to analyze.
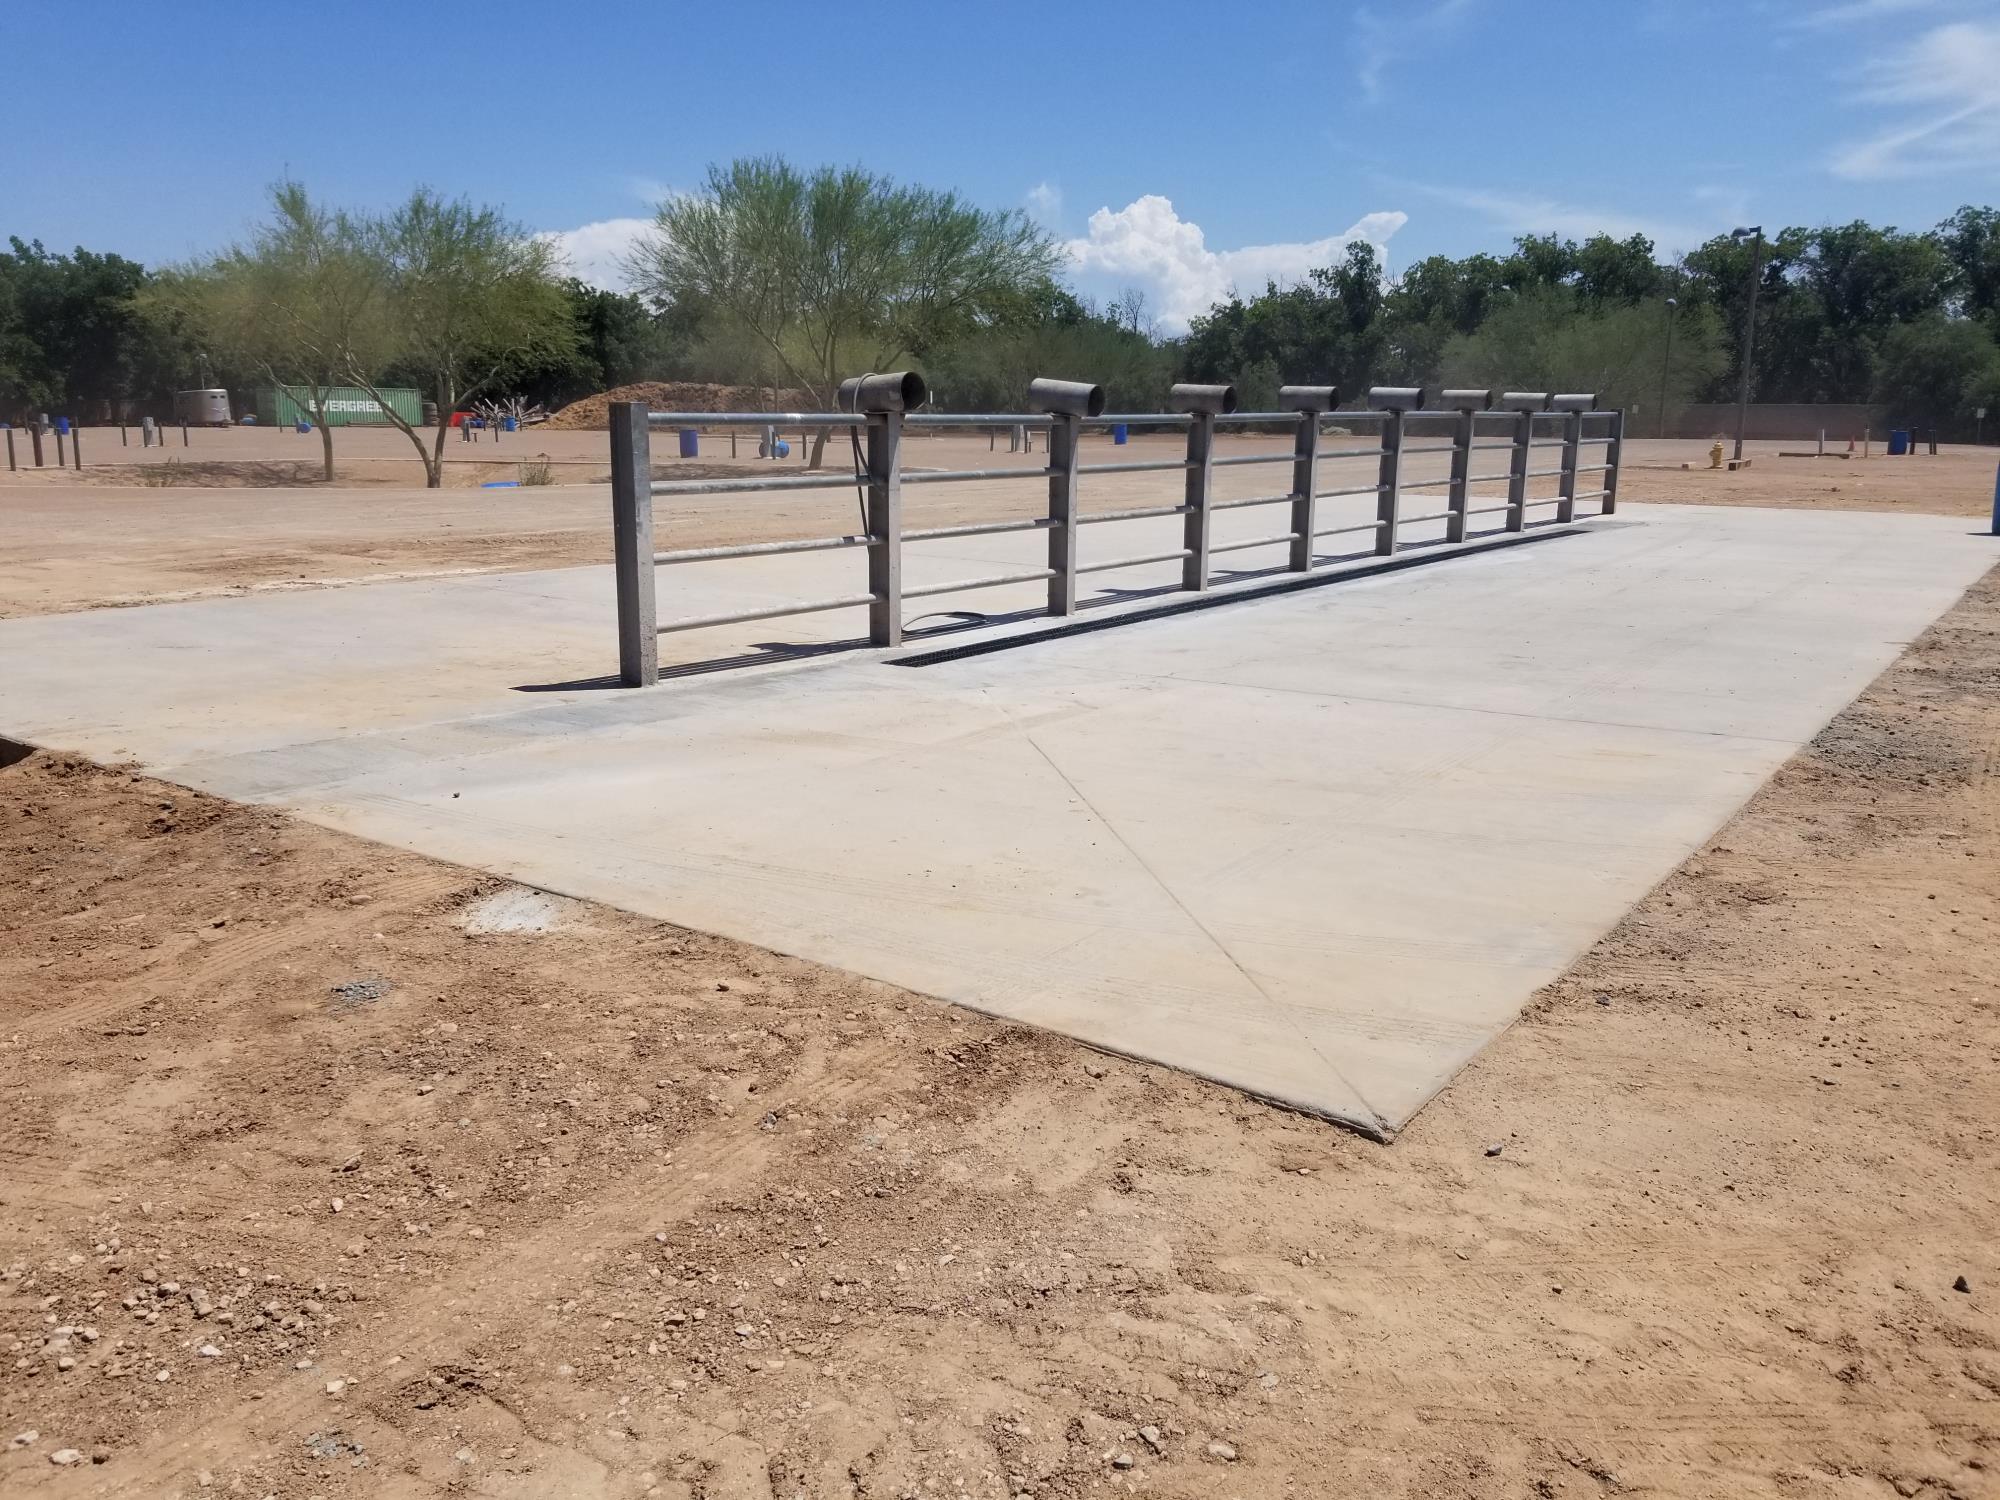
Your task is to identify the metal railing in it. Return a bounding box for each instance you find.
[609,376,1624,686]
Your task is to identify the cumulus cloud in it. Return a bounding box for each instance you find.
[1830,20,2000,178]
[1063,196,1409,332]
[539,216,653,291]
[1024,181,1062,226]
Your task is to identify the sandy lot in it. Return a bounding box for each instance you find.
[2,554,1996,1498]
[3,436,1995,620]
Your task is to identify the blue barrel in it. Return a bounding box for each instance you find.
[296,420,311,434]
[774,439,790,458]
[678,428,699,459]
[56,416,71,435]
[1112,423,1129,445]
[502,416,519,432]
[1887,429,1909,455]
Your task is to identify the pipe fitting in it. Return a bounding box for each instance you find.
[1278,385,1338,413]
[1168,383,1239,415]
[1439,388,1498,412]
[1366,386,1428,412]
[1548,393,1598,412]
[836,371,928,413]
[1497,391,1553,412]
[1027,378,1107,417]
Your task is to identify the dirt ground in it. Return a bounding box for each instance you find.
[3,437,1995,620]
[2,545,1996,1496]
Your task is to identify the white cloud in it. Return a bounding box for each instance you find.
[539,216,653,291]
[1352,0,1475,104]
[1025,181,1062,227]
[1830,20,2000,178]
[1398,180,1713,254]
[1062,196,1408,332]
[1791,0,1940,26]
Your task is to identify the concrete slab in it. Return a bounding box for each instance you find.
[2,503,1990,1136]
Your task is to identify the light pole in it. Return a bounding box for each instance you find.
[1730,225,1764,463]
[1657,294,1678,439]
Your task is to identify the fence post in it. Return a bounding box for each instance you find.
[1556,408,1583,523]
[1443,400,1480,543]
[865,410,904,646]
[1374,409,1404,556]
[5,428,13,471]
[1601,408,1625,515]
[1506,410,1532,532]
[1046,412,1081,615]
[55,428,67,468]
[72,425,82,470]
[1280,387,1334,572]
[31,423,45,467]
[609,401,658,687]
[1182,411,1215,591]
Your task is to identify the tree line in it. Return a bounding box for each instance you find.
[4,161,1997,483]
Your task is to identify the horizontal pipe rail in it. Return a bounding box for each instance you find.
[902,464,1053,484]
[1210,452,1295,467]
[658,592,878,634]
[1465,504,1514,516]
[1399,510,1453,525]
[655,533,875,565]
[1077,458,1196,476]
[905,413,1052,427]
[1211,491,1296,512]
[648,410,865,427]
[903,516,1054,542]
[650,470,863,497]
[1207,530,1299,556]
[1317,446,1385,461]
[1075,546,1193,575]
[1314,519,1389,538]
[1315,482,1388,499]
[901,567,1056,601]
[1094,413,1191,426]
[1076,501,1194,525]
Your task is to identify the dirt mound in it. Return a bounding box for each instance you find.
[544,381,812,431]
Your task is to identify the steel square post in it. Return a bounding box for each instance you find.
[1556,409,1583,523]
[1505,411,1532,532]
[1047,412,1081,614]
[609,401,659,686]
[1289,411,1319,572]
[1374,409,1405,556]
[1446,408,1475,542]
[1601,409,1624,515]
[1182,411,1215,591]
[866,411,904,645]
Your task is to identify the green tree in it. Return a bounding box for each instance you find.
[155,182,376,481]
[1182,242,1392,396]
[0,238,179,420]
[1441,288,1724,420]
[1938,206,2000,327]
[629,156,1061,465]
[1874,314,2000,432]
[347,188,575,487]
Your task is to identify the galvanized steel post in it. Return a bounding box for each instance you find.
[71,425,82,470]
[1046,412,1081,613]
[1550,394,1595,524]
[1602,408,1625,515]
[1169,384,1234,591]
[865,411,904,646]
[1499,392,1547,532]
[1281,386,1334,572]
[30,423,44,467]
[4,427,13,472]
[1374,411,1403,555]
[1029,378,1103,616]
[609,401,658,687]
[1439,389,1491,544]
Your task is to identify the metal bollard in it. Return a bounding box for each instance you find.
[5,427,13,471]
[609,402,658,687]
[55,428,67,468]
[1498,393,1549,532]
[1991,460,1999,536]
[182,419,189,447]
[31,423,44,467]
[121,424,129,447]
[72,425,82,470]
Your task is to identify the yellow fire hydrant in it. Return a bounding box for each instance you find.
[1708,438,1725,469]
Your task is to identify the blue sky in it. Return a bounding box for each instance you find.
[9,0,1997,331]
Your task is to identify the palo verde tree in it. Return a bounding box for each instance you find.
[160,182,375,482]
[628,156,1061,466]
[346,189,574,487]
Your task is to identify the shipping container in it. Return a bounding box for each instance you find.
[256,385,423,428]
